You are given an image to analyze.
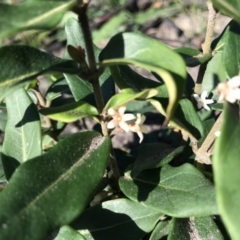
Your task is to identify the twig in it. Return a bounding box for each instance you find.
[77,2,121,181]
[194,1,217,95]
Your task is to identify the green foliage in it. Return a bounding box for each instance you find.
[0,0,239,239]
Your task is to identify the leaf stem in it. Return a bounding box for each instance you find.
[194,1,217,95]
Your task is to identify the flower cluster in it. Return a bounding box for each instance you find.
[107,106,147,143]
[216,76,240,103]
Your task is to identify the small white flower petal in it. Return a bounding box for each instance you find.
[119,121,130,132]
[137,131,144,143]
[118,106,126,116]
[140,125,148,134]
[107,108,116,116]
[193,94,201,101]
[107,120,116,129]
[201,90,208,99]
[205,99,214,104]
[228,76,240,88]
[203,104,211,111]
[122,113,136,122]
[215,131,221,137]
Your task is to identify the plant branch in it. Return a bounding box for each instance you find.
[77,3,108,136]
[77,2,121,181]
[194,1,217,95]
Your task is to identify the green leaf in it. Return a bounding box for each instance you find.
[0,1,75,40]
[149,99,203,141]
[131,143,184,177]
[40,101,99,123]
[213,102,240,240]
[99,32,186,121]
[0,110,7,131]
[72,199,163,240]
[64,18,115,104]
[174,47,212,67]
[119,164,218,217]
[222,20,240,78]
[0,131,111,240]
[110,65,160,92]
[55,226,86,240]
[105,88,158,110]
[149,220,170,240]
[0,147,6,183]
[0,45,80,101]
[202,51,227,94]
[212,0,240,24]
[173,99,204,139]
[168,216,224,240]
[93,11,129,43]
[1,88,41,180]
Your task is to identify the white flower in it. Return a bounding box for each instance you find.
[215,131,221,137]
[216,76,240,103]
[107,106,136,132]
[107,107,147,143]
[127,113,148,143]
[193,91,214,111]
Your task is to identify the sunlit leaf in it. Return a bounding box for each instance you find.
[149,220,170,240]
[0,45,80,101]
[40,101,99,123]
[168,216,224,240]
[213,102,240,240]
[55,226,86,240]
[0,1,75,40]
[72,199,163,240]
[99,32,186,121]
[0,131,110,240]
[105,89,158,110]
[1,88,41,180]
[64,18,115,104]
[175,47,212,67]
[120,164,218,217]
[212,0,240,24]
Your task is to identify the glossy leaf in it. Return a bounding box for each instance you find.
[212,0,240,24]
[131,143,184,177]
[174,47,212,67]
[173,99,205,139]
[213,102,240,240]
[1,88,41,180]
[0,1,75,40]
[119,164,218,217]
[149,220,170,240]
[64,18,115,104]
[0,45,80,101]
[149,99,202,141]
[222,20,240,78]
[40,101,99,123]
[168,216,223,240]
[72,199,163,240]
[105,89,158,110]
[0,131,111,240]
[55,226,86,240]
[99,32,186,121]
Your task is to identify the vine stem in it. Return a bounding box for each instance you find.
[77,2,121,181]
[194,1,217,95]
